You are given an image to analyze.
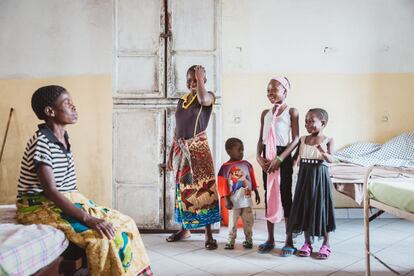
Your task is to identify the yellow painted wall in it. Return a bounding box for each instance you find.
[2,73,412,208]
[0,75,113,206]
[222,73,414,207]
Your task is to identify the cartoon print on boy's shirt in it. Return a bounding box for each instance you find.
[228,166,251,197]
[218,161,257,209]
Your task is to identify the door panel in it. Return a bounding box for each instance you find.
[117,0,163,52]
[117,56,159,94]
[167,0,221,98]
[113,107,165,229]
[116,185,162,228]
[115,0,165,98]
[170,0,216,51]
[165,107,179,230]
[113,0,221,230]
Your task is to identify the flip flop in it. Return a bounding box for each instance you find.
[257,241,275,254]
[280,246,297,257]
[166,231,191,242]
[316,245,331,259]
[205,238,218,250]
[298,243,312,257]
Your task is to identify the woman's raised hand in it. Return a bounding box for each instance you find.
[194,65,206,82]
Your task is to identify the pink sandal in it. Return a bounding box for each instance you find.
[298,243,312,257]
[316,245,331,259]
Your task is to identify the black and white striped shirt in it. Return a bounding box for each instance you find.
[17,124,77,198]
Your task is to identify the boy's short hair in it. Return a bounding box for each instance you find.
[225,137,243,151]
[31,85,67,120]
[309,108,329,124]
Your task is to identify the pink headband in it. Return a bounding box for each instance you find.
[271,77,290,93]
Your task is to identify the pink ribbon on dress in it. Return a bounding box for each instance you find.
[265,104,285,224]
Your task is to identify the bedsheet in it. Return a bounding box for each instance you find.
[330,163,413,205]
[369,178,414,213]
[0,223,68,276]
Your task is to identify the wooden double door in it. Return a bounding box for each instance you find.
[112,0,221,230]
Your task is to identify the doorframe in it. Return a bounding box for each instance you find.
[112,0,222,232]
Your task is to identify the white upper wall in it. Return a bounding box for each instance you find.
[2,0,413,78]
[0,0,112,79]
[222,0,414,74]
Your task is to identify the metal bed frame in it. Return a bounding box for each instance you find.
[363,165,414,275]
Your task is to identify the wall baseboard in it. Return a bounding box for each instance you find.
[253,208,398,220]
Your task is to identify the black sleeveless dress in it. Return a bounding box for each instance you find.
[287,137,336,241]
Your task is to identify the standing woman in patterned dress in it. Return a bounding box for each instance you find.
[165,65,220,250]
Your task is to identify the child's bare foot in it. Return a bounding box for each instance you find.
[166,229,191,242]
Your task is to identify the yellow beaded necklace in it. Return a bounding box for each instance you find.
[181,92,197,109]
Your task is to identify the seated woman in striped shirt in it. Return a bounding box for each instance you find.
[16,85,151,276]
